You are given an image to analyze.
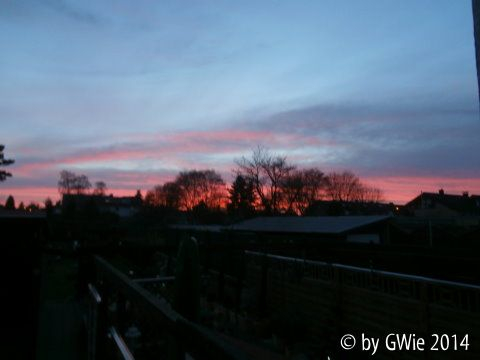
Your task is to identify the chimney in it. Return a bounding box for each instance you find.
[439,189,444,195]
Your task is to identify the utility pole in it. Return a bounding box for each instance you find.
[472,0,480,105]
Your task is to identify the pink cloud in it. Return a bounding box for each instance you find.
[12,128,328,179]
[5,128,479,206]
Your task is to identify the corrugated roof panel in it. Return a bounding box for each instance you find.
[230,216,390,234]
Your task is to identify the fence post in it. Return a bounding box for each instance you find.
[235,250,245,313]
[87,283,102,360]
[259,252,269,316]
[95,281,109,359]
[117,292,127,335]
[332,266,343,348]
[419,281,431,360]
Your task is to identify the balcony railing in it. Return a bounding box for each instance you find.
[84,255,250,360]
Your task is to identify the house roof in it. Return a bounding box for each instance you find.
[230,216,390,234]
[406,192,480,215]
[62,194,140,208]
[170,224,225,233]
[0,210,46,219]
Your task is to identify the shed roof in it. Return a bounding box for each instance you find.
[170,224,225,233]
[230,216,390,234]
[0,210,46,219]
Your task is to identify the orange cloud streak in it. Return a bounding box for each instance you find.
[12,129,327,178]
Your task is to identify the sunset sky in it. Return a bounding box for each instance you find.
[1,0,480,205]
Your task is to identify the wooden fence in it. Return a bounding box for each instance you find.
[244,251,480,359]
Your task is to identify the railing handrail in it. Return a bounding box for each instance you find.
[93,255,250,360]
[88,283,102,304]
[245,250,480,291]
[109,327,135,360]
[132,276,175,284]
[94,256,179,325]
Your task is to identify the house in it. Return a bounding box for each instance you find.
[102,195,141,217]
[404,189,480,219]
[62,194,141,218]
[305,200,397,216]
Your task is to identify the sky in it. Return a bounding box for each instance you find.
[1,0,480,205]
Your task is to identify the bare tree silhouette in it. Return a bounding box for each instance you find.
[235,146,294,214]
[281,168,326,215]
[93,181,107,196]
[58,170,91,195]
[325,171,384,203]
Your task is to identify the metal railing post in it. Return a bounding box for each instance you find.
[96,281,109,359]
[87,283,102,360]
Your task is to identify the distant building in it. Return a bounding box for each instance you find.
[305,200,396,216]
[171,215,398,245]
[404,189,480,219]
[62,194,141,217]
[230,215,393,244]
[102,195,141,217]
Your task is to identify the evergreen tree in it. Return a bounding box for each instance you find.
[227,174,256,218]
[134,189,143,205]
[0,144,14,182]
[5,195,15,210]
[44,198,54,216]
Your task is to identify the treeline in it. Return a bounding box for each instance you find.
[144,147,384,216]
[1,147,383,218]
[1,194,43,213]
[58,170,109,196]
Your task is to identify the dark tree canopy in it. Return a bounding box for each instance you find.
[235,146,295,214]
[145,182,181,209]
[5,195,15,210]
[26,202,40,212]
[281,168,326,215]
[93,181,107,196]
[0,144,14,182]
[145,170,226,211]
[58,170,91,195]
[227,174,256,218]
[44,197,54,215]
[325,171,384,203]
[325,171,361,202]
[134,189,143,203]
[175,169,226,211]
